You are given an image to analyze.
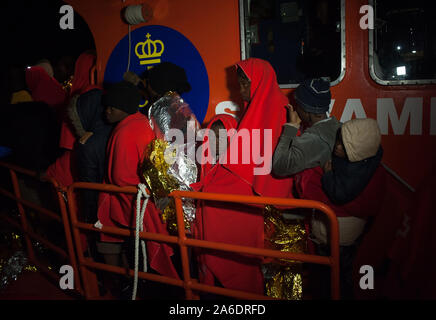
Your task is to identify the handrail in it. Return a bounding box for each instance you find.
[67,182,340,300]
[382,162,415,193]
[0,161,341,300]
[0,161,83,295]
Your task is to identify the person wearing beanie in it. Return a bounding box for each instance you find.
[272,77,341,176]
[96,81,180,296]
[103,80,142,123]
[96,81,153,273]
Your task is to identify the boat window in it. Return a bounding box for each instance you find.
[240,0,345,88]
[369,0,436,85]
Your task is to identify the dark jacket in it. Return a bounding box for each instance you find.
[71,89,113,222]
[72,89,113,184]
[273,117,341,176]
[322,146,384,205]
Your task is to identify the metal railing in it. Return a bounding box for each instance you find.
[67,182,340,300]
[0,161,82,295]
[0,161,340,300]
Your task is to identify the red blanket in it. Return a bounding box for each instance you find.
[25,66,66,112]
[192,114,238,241]
[47,52,99,186]
[197,58,293,294]
[97,112,179,279]
[60,52,99,150]
[295,165,387,218]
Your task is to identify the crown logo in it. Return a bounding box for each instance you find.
[135,33,165,67]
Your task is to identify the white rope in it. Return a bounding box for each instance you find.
[124,5,146,25]
[124,5,145,72]
[127,24,131,72]
[132,183,150,300]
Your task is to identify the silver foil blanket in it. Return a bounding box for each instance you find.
[145,92,199,229]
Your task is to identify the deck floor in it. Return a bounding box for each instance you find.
[0,271,79,300]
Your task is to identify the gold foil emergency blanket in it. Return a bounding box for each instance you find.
[263,205,306,300]
[62,75,73,94]
[143,92,199,233]
[142,139,190,232]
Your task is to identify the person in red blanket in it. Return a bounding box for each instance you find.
[95,81,179,285]
[196,58,293,295]
[60,51,99,150]
[25,65,66,112]
[45,51,99,187]
[191,114,238,283]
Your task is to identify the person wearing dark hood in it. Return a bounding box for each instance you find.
[296,118,386,299]
[298,118,386,246]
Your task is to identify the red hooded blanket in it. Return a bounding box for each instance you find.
[191,113,238,244]
[60,52,99,150]
[197,58,294,294]
[25,66,66,111]
[47,53,100,187]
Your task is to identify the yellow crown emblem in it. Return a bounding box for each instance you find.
[135,33,165,67]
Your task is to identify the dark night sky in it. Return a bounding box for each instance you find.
[2,0,95,66]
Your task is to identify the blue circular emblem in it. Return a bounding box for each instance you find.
[104,25,209,123]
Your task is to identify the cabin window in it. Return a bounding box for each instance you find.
[239,0,345,88]
[369,0,436,85]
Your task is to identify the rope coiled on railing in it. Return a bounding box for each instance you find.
[132,183,150,300]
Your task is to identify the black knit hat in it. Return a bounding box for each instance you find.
[294,78,331,114]
[147,62,191,95]
[102,81,141,114]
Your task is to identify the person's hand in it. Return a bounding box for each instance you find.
[323,160,332,173]
[79,131,94,145]
[286,104,301,127]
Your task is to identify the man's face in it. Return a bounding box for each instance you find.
[105,106,125,124]
[238,75,251,102]
[237,68,251,103]
[334,129,347,158]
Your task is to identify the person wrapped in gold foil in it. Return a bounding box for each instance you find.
[139,63,199,233]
